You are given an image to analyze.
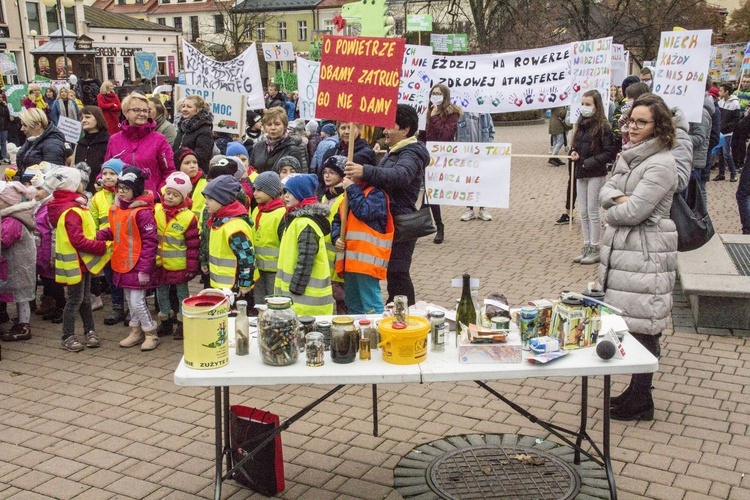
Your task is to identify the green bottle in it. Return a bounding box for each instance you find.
[456,274,477,345]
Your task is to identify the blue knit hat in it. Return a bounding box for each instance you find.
[321,123,337,136]
[226,141,249,158]
[283,174,318,202]
[101,158,124,176]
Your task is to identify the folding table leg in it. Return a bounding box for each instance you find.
[213,387,223,500]
[575,377,588,465]
[603,375,617,499]
[372,384,379,437]
[223,387,231,473]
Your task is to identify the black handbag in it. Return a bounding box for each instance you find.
[393,206,437,242]
[670,177,714,252]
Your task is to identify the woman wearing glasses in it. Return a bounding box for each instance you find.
[104,92,175,197]
[569,90,618,265]
[599,93,678,422]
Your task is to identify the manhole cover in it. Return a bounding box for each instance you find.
[725,243,750,276]
[426,445,580,500]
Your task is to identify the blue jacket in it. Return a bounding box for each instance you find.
[50,99,80,126]
[284,101,295,122]
[310,135,339,173]
[331,184,387,243]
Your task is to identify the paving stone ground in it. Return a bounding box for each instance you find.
[1,121,748,499]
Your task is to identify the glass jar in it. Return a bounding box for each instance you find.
[359,319,378,349]
[305,332,325,367]
[331,316,358,364]
[258,296,299,366]
[297,316,316,352]
[430,311,446,352]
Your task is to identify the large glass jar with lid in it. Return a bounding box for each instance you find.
[331,316,358,363]
[258,296,299,365]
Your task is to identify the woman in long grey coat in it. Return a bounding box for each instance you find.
[598,93,678,422]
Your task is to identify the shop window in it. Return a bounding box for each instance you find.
[190,16,199,41]
[0,4,5,24]
[161,0,170,3]
[214,14,224,34]
[297,20,306,41]
[106,57,116,81]
[277,21,286,42]
[158,56,167,76]
[323,19,333,32]
[124,58,132,83]
[26,3,40,34]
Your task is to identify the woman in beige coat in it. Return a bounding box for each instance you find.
[598,93,678,422]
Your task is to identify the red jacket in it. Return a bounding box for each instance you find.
[97,92,122,135]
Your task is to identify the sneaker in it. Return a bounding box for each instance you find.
[555,213,571,225]
[460,208,475,221]
[85,330,100,348]
[477,208,492,221]
[573,245,589,263]
[713,174,725,181]
[580,245,601,265]
[731,175,738,182]
[61,336,85,352]
[91,295,104,311]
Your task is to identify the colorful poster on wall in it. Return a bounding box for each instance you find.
[430,43,572,114]
[309,30,331,61]
[175,84,247,134]
[399,44,433,130]
[182,41,264,110]
[316,35,406,128]
[709,42,746,82]
[425,142,512,208]
[297,57,320,120]
[570,37,612,123]
[652,29,712,123]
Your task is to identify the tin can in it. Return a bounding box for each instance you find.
[430,311,446,352]
[490,316,510,331]
[519,306,538,351]
[359,337,371,360]
[317,320,332,350]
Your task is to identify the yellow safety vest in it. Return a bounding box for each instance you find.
[323,195,344,283]
[191,177,206,222]
[90,189,115,230]
[54,207,112,285]
[250,205,285,273]
[155,205,196,271]
[208,217,252,289]
[274,215,334,316]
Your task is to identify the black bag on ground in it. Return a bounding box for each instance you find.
[670,177,714,252]
[229,405,285,496]
[393,206,437,242]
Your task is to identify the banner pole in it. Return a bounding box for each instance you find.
[569,159,575,231]
[340,124,356,241]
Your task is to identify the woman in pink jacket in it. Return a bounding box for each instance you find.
[104,92,175,198]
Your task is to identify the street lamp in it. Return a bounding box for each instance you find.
[41,0,75,78]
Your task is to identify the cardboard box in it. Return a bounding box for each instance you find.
[459,332,523,364]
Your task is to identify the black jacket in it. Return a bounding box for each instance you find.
[318,137,376,193]
[16,124,67,174]
[249,135,306,174]
[75,129,111,192]
[362,138,428,216]
[571,120,617,179]
[173,107,215,173]
[0,102,10,131]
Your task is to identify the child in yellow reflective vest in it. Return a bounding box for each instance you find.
[175,148,206,221]
[154,172,200,340]
[319,155,347,313]
[275,174,334,316]
[250,171,285,305]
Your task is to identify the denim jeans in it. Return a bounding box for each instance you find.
[737,166,750,234]
[62,271,94,340]
[718,134,736,177]
[551,133,565,155]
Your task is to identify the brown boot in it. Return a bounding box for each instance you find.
[141,327,160,351]
[119,326,144,348]
[35,296,57,316]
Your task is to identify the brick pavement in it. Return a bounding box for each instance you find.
[0,121,748,499]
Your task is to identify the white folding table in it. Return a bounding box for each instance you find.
[174,315,658,500]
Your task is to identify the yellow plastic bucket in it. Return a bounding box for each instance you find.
[182,291,230,369]
[377,316,430,365]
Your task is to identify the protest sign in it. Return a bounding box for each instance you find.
[407,15,432,31]
[709,42,745,82]
[430,43,572,114]
[570,37,612,123]
[611,44,629,88]
[274,70,297,92]
[175,84,247,135]
[742,42,750,71]
[262,42,295,61]
[5,81,67,116]
[399,44,433,130]
[57,116,82,144]
[0,54,18,76]
[430,34,468,53]
[652,30,712,123]
[309,30,331,61]
[425,142,511,208]
[135,52,159,79]
[316,35,406,128]
[297,57,320,120]
[182,41,264,110]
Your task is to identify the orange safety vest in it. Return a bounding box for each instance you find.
[109,205,146,274]
[335,187,394,280]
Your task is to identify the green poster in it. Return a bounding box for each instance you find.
[406,15,432,32]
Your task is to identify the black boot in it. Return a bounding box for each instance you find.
[104,306,125,326]
[157,317,175,337]
[610,375,636,407]
[173,321,183,340]
[610,386,654,421]
[433,223,444,244]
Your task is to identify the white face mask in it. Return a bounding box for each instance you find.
[579,105,595,118]
[430,95,444,106]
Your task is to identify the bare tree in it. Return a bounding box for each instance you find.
[199,0,276,61]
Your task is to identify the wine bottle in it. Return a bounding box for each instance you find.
[235,300,249,356]
[456,274,477,345]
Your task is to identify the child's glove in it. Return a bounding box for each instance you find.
[138,272,150,286]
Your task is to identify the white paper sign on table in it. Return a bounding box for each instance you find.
[57,116,82,144]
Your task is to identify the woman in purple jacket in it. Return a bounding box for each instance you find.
[105,92,175,198]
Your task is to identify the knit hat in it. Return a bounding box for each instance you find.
[101,158,124,176]
[226,141,249,158]
[290,119,306,135]
[226,156,246,180]
[708,87,720,98]
[0,181,35,206]
[253,171,282,199]
[44,166,81,192]
[322,155,346,178]
[305,120,319,135]
[202,174,241,206]
[321,123,337,136]
[274,156,302,175]
[117,166,146,198]
[174,147,197,168]
[163,171,192,200]
[283,174,318,202]
[208,155,238,180]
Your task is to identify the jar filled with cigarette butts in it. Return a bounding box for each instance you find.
[258,296,299,366]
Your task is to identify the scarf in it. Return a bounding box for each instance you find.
[254,197,284,229]
[188,170,203,186]
[389,135,417,154]
[286,196,317,214]
[265,133,288,153]
[58,98,78,119]
[207,200,247,228]
[34,94,47,110]
[323,185,344,200]
[621,138,654,151]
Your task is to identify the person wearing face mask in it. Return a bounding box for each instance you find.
[639,67,653,90]
[567,90,618,265]
[423,84,462,244]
